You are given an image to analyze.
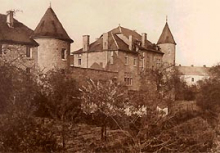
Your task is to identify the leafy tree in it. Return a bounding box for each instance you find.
[0,63,61,152]
[38,69,81,151]
[196,64,220,122]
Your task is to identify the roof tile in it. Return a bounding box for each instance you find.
[0,14,38,46]
[74,26,162,54]
[32,8,73,43]
[157,22,176,45]
[177,66,210,76]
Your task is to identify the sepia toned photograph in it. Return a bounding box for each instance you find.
[0,0,220,152]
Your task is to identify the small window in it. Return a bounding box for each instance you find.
[146,56,150,68]
[124,72,132,86]
[26,47,31,58]
[156,58,161,68]
[0,44,2,55]
[61,69,65,74]
[110,51,114,64]
[78,59,82,65]
[26,67,31,74]
[139,52,145,68]
[192,78,194,82]
[133,58,137,66]
[125,54,128,65]
[78,54,82,66]
[61,48,66,60]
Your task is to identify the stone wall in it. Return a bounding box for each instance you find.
[69,66,118,86]
[1,44,37,71]
[72,49,163,91]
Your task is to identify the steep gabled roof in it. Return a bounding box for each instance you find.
[177,66,210,76]
[74,26,163,54]
[32,7,73,43]
[157,22,176,45]
[0,14,38,46]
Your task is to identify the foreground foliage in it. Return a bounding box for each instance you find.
[0,62,217,152]
[0,64,61,152]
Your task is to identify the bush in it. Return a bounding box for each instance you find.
[0,115,61,152]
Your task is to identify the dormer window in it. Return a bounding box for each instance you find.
[61,48,67,60]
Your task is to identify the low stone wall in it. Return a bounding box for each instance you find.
[69,66,118,86]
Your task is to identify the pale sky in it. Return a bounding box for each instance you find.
[1,0,220,67]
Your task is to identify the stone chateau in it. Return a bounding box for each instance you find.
[0,7,209,90]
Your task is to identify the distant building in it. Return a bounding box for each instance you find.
[177,65,210,85]
[157,22,176,67]
[0,7,209,88]
[72,25,164,90]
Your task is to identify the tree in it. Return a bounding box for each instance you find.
[196,64,220,122]
[38,69,81,151]
[80,79,127,141]
[139,65,179,108]
[0,63,61,152]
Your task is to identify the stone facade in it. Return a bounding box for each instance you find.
[73,50,155,90]
[72,26,164,90]
[34,38,71,72]
[158,43,175,67]
[2,7,182,90]
[32,7,73,73]
[0,44,37,72]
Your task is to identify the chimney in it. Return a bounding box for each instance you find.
[141,33,147,47]
[83,35,89,51]
[103,33,108,50]
[129,35,133,50]
[6,10,14,28]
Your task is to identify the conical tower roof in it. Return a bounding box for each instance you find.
[32,7,73,43]
[157,22,176,45]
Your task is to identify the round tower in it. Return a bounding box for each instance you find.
[157,22,176,67]
[32,7,73,72]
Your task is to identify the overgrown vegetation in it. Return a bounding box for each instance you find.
[0,61,218,152]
